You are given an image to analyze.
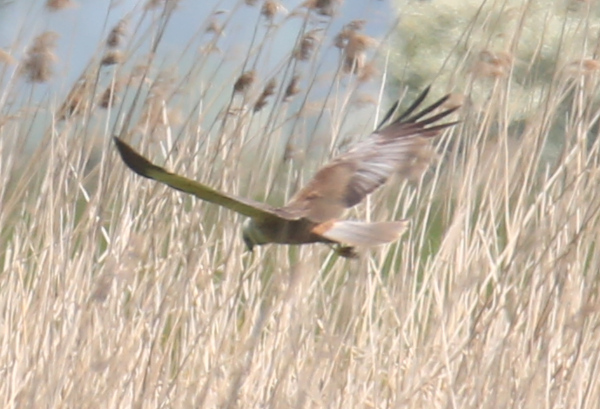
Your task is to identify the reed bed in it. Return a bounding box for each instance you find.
[0,0,599,407]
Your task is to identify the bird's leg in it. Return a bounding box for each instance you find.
[334,245,358,259]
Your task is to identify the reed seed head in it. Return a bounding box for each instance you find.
[303,0,340,16]
[261,0,283,20]
[254,78,277,112]
[471,50,513,79]
[107,18,128,48]
[334,23,375,75]
[99,80,123,109]
[20,31,59,83]
[46,0,77,11]
[294,30,320,61]
[284,75,301,100]
[57,77,92,119]
[234,70,256,93]
[101,50,125,66]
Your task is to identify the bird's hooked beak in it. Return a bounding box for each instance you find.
[243,235,254,252]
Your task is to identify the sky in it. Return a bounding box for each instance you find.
[0,0,399,147]
[0,0,396,87]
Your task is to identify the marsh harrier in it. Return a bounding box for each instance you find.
[114,88,458,257]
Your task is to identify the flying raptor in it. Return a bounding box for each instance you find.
[114,88,458,257]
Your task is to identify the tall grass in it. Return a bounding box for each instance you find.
[1,0,599,407]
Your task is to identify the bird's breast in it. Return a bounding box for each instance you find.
[254,218,327,245]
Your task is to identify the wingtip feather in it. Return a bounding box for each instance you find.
[380,87,459,135]
[113,137,163,179]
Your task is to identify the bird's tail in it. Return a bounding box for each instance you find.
[314,220,409,247]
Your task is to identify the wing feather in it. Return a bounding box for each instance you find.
[113,137,283,221]
[284,91,459,222]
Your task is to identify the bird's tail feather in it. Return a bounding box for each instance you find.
[315,220,409,246]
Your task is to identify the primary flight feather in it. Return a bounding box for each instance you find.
[114,88,459,257]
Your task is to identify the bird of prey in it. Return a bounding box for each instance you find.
[113,88,458,257]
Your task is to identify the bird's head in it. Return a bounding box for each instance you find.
[242,218,260,252]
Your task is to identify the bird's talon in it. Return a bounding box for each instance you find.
[336,246,358,259]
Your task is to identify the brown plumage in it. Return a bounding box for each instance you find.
[113,87,459,257]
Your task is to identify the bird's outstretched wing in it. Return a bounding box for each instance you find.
[113,137,283,221]
[284,88,459,223]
